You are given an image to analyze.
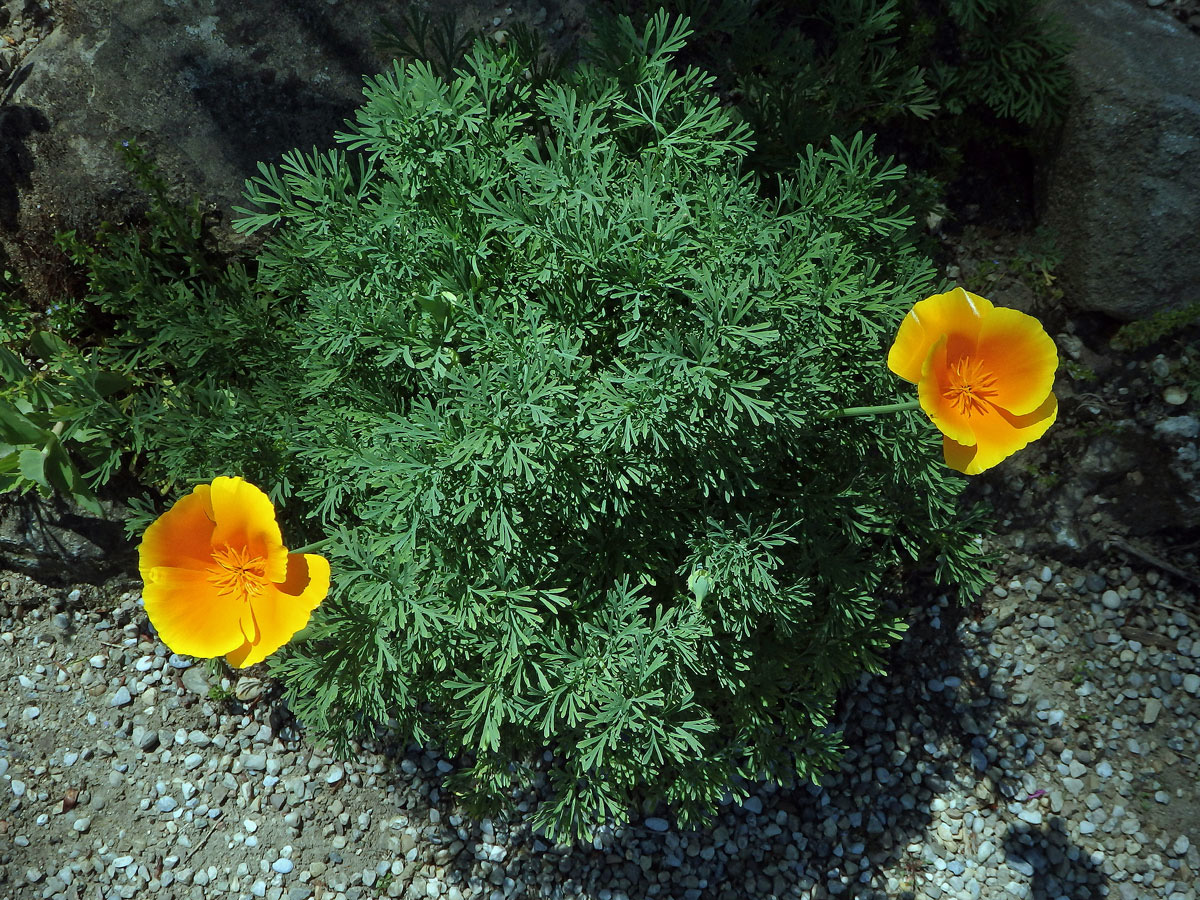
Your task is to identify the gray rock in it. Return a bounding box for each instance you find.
[1155,416,1200,441]
[131,725,160,752]
[0,495,121,581]
[643,817,670,832]
[1041,0,1200,320]
[976,840,996,863]
[0,0,401,304]
[1164,386,1189,407]
[971,748,988,773]
[109,685,132,707]
[180,666,209,696]
[244,753,267,772]
[1142,698,1162,724]
[1009,857,1035,877]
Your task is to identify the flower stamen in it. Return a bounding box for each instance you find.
[943,355,998,418]
[207,545,268,602]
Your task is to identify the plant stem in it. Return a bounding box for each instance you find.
[41,421,65,459]
[290,538,333,555]
[822,400,921,418]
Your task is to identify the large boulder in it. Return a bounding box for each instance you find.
[1,0,399,292]
[1040,0,1200,321]
[0,0,580,303]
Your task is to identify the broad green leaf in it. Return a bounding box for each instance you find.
[44,442,103,515]
[0,346,30,384]
[0,401,48,445]
[18,446,48,489]
[30,331,69,360]
[94,371,135,397]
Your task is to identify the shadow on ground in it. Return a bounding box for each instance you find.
[352,584,1106,899]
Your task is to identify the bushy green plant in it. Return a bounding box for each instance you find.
[56,142,302,506]
[58,15,991,838]
[933,0,1073,124]
[0,268,133,513]
[603,0,1071,178]
[1111,302,1200,354]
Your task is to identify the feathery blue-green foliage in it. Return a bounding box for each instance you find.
[233,14,988,836]
[27,14,992,839]
[605,0,1072,176]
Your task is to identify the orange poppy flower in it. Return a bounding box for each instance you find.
[138,476,330,668]
[887,288,1058,475]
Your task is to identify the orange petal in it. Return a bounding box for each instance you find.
[142,566,247,658]
[138,484,216,576]
[226,553,331,669]
[942,392,1058,475]
[888,288,993,384]
[976,307,1058,416]
[208,477,289,584]
[916,335,978,448]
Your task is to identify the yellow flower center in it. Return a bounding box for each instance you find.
[208,545,268,602]
[944,355,998,418]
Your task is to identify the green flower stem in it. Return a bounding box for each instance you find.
[822,400,921,418]
[290,538,333,555]
[41,421,65,460]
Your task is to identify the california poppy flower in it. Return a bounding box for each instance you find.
[887,288,1058,475]
[138,476,330,668]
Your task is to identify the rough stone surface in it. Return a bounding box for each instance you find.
[0,492,130,584]
[0,0,587,304]
[1041,0,1200,320]
[1,0,397,296]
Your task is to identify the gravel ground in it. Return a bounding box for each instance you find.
[2,526,1198,900]
[3,2,1199,899]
